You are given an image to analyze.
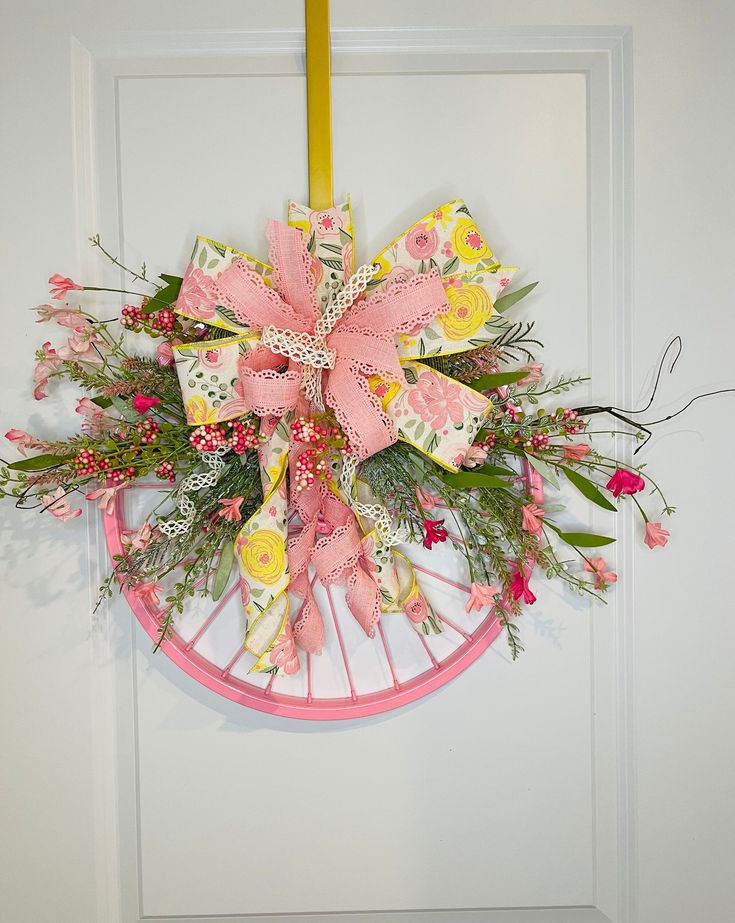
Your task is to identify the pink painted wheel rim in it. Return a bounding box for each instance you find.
[105,466,542,720]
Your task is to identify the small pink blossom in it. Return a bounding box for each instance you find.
[41,486,82,522]
[177,265,218,320]
[465,582,500,612]
[606,468,645,498]
[131,393,161,414]
[415,486,441,511]
[510,566,536,605]
[85,484,123,515]
[403,594,429,623]
[132,581,163,607]
[563,443,591,462]
[462,443,488,469]
[155,338,181,366]
[218,496,244,522]
[584,557,618,589]
[269,622,300,674]
[4,429,42,456]
[521,502,546,536]
[35,304,86,326]
[518,362,544,386]
[75,397,117,436]
[33,341,62,400]
[644,521,670,549]
[48,274,83,300]
[123,522,154,552]
[57,325,105,364]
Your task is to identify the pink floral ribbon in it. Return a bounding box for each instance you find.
[213,219,450,460]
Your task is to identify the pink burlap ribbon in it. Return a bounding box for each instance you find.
[213,220,449,653]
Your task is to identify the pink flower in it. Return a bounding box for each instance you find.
[132,581,163,607]
[269,622,300,674]
[218,496,244,522]
[177,265,219,320]
[465,582,500,612]
[517,362,544,386]
[408,372,465,430]
[309,210,343,235]
[123,522,154,552]
[583,557,618,590]
[35,304,86,326]
[75,397,117,436]
[85,484,123,515]
[462,443,488,469]
[403,594,429,623]
[33,340,62,400]
[41,486,82,522]
[510,566,536,605]
[48,274,83,300]
[644,521,670,549]
[521,503,545,536]
[606,468,645,498]
[131,393,161,414]
[5,429,42,456]
[384,264,416,286]
[155,338,181,366]
[423,518,448,550]
[405,222,439,261]
[57,325,104,364]
[415,486,440,511]
[563,443,591,462]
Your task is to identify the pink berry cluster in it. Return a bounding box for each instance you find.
[155,461,176,483]
[475,433,496,451]
[189,419,259,455]
[523,432,550,452]
[290,416,351,492]
[136,418,160,444]
[109,467,137,485]
[560,408,585,434]
[120,303,176,337]
[73,449,111,477]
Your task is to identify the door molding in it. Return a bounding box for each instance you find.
[75,24,634,923]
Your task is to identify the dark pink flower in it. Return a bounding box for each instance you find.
[606,468,645,498]
[423,518,448,550]
[510,566,536,605]
[48,274,84,300]
[132,393,161,415]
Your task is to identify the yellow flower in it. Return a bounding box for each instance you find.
[184,394,220,424]
[289,218,310,235]
[439,283,493,340]
[239,529,286,585]
[371,252,393,281]
[451,217,493,264]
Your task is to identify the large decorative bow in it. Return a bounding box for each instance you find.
[172,198,516,674]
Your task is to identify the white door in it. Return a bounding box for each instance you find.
[1,3,733,923]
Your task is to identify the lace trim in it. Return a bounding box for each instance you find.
[157,447,229,538]
[261,325,335,369]
[327,372,396,461]
[238,367,302,418]
[266,219,320,324]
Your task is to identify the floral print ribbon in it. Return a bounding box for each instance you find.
[172,198,512,674]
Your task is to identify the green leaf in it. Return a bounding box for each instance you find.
[442,256,459,275]
[8,453,72,471]
[546,522,616,547]
[440,470,511,490]
[562,466,617,513]
[159,273,183,285]
[524,453,560,489]
[211,539,235,602]
[320,258,343,271]
[142,279,182,314]
[475,463,516,478]
[319,242,344,255]
[111,396,138,422]
[339,228,352,245]
[493,281,539,314]
[91,395,113,409]
[467,369,529,392]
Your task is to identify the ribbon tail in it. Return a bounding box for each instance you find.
[325,361,397,460]
[291,574,325,655]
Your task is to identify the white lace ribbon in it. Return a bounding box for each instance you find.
[339,452,408,547]
[157,446,229,538]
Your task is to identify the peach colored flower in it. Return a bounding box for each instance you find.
[48,274,83,300]
[407,372,465,429]
[85,484,123,515]
[517,362,544,385]
[465,582,500,612]
[132,581,163,607]
[123,522,154,552]
[218,496,244,522]
[41,486,82,522]
[563,443,591,462]
[35,304,86,326]
[415,487,441,511]
[384,264,416,286]
[269,623,300,674]
[584,557,618,589]
[33,340,62,400]
[405,223,439,261]
[75,397,117,436]
[57,325,105,364]
[644,521,670,549]
[462,443,488,469]
[521,502,545,536]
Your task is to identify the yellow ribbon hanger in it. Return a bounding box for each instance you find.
[305,0,333,210]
